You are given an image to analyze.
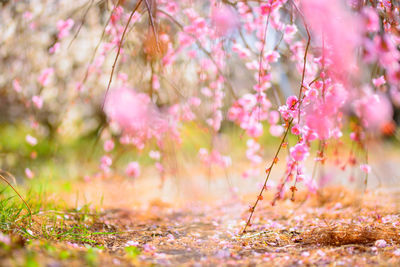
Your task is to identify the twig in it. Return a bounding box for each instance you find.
[289,0,311,122]
[242,118,293,234]
[144,0,160,52]
[101,0,143,110]
[68,0,95,48]
[80,0,123,88]
[157,9,238,99]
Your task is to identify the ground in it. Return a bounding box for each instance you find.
[1,171,400,267]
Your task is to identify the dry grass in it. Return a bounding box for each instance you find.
[298,223,400,246]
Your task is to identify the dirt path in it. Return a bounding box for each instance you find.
[20,183,400,266]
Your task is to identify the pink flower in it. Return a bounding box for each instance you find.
[100,155,112,173]
[268,111,280,124]
[23,11,33,21]
[49,42,60,54]
[372,76,386,87]
[238,94,257,111]
[291,124,300,135]
[166,2,178,15]
[265,51,280,63]
[103,140,114,152]
[25,168,34,179]
[211,5,239,36]
[57,19,74,39]
[38,68,54,86]
[12,79,22,92]
[149,150,161,160]
[360,164,371,174]
[301,0,361,84]
[290,143,310,161]
[152,74,160,91]
[155,162,164,173]
[355,93,393,130]
[286,95,298,110]
[125,162,140,178]
[394,249,400,256]
[362,7,380,33]
[105,87,167,141]
[305,112,333,140]
[26,135,37,146]
[32,95,43,109]
[375,239,387,248]
[247,123,263,138]
[189,97,201,107]
[270,125,284,137]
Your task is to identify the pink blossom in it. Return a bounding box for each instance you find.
[155,162,164,173]
[149,150,161,160]
[305,111,333,140]
[375,239,387,248]
[362,7,380,33]
[238,94,257,111]
[247,123,263,138]
[57,19,74,39]
[25,168,34,179]
[100,155,112,173]
[189,97,201,107]
[270,125,284,137]
[12,79,22,92]
[355,93,393,129]
[286,95,298,109]
[103,140,114,152]
[152,74,160,91]
[360,164,371,174]
[166,2,178,15]
[32,95,43,109]
[26,135,37,146]
[301,0,361,84]
[290,143,310,161]
[211,5,239,36]
[23,11,33,21]
[49,42,60,54]
[268,111,280,124]
[394,249,400,256]
[372,76,386,87]
[232,44,251,58]
[125,162,140,178]
[265,51,280,63]
[38,68,54,86]
[291,124,300,135]
[105,87,167,140]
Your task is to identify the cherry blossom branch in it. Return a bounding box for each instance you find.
[101,0,143,110]
[157,9,238,100]
[80,0,123,89]
[68,0,95,48]
[289,0,311,122]
[144,0,160,52]
[242,1,315,233]
[241,117,293,234]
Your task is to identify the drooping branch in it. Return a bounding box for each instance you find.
[101,0,143,110]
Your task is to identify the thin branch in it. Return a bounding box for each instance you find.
[289,0,311,122]
[144,0,160,52]
[80,0,123,88]
[101,0,143,110]
[241,118,293,234]
[157,9,238,99]
[68,0,95,48]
